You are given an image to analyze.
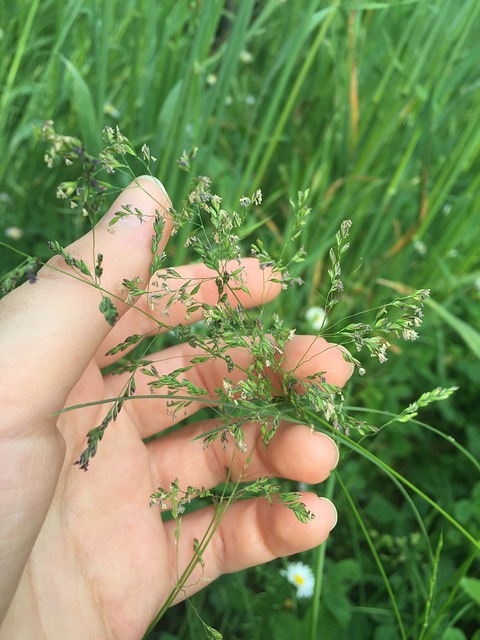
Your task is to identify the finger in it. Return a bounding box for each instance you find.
[96,257,281,367]
[0,176,172,432]
[106,334,354,439]
[273,334,354,389]
[148,419,339,489]
[163,492,337,602]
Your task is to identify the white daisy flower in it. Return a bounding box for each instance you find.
[281,561,315,598]
[305,306,328,331]
[4,226,23,241]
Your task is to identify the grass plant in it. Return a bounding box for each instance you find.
[1,1,479,638]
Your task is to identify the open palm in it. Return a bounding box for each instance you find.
[0,179,351,639]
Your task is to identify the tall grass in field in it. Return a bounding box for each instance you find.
[1,1,479,638]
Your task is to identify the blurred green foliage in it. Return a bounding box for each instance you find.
[1,1,479,638]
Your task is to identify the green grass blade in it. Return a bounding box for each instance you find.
[61,56,100,154]
[418,533,443,640]
[426,298,480,360]
[309,473,336,640]
[335,471,408,640]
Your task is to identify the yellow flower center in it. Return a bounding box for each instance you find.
[294,574,305,585]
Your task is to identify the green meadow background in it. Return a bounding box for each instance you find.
[1,1,479,638]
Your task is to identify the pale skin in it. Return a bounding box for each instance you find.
[0,178,353,639]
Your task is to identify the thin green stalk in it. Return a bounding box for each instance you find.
[156,0,224,190]
[142,438,265,637]
[418,533,443,640]
[348,406,480,475]
[143,498,231,635]
[0,0,41,130]
[94,0,113,120]
[335,471,408,640]
[308,407,478,564]
[423,547,480,640]
[238,2,341,196]
[309,472,336,640]
[335,434,480,550]
[169,0,257,266]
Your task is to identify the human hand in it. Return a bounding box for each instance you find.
[0,178,352,639]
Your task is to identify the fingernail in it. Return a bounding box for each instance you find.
[336,344,355,381]
[314,433,340,470]
[329,437,340,470]
[106,176,170,229]
[320,497,338,530]
[138,175,169,199]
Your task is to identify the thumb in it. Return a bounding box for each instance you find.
[0,176,172,433]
